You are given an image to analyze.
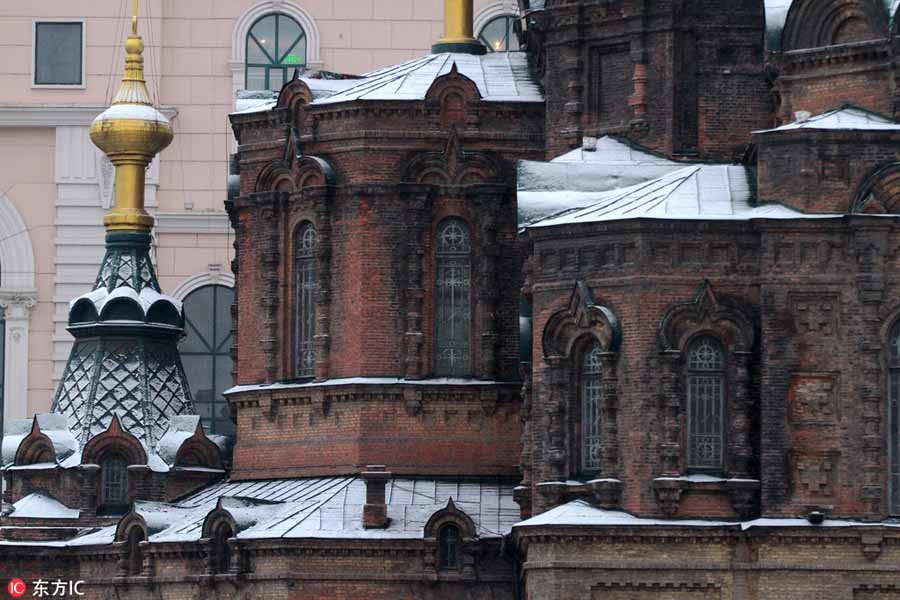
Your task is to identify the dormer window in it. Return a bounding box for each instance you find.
[101,453,128,512]
[212,522,234,574]
[437,524,461,570]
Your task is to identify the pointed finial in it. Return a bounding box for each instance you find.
[132,0,139,35]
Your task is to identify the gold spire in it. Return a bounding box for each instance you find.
[432,0,486,55]
[90,0,173,233]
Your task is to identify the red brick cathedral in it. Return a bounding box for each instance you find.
[4,0,900,598]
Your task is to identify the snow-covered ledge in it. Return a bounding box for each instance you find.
[0,291,36,421]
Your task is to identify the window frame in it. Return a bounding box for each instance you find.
[100,452,129,511]
[180,284,235,437]
[294,221,318,379]
[578,338,604,476]
[434,217,473,377]
[437,523,462,570]
[244,13,307,91]
[476,14,522,53]
[685,334,728,472]
[32,20,86,89]
[889,321,900,515]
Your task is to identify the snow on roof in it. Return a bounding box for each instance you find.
[93,103,170,124]
[2,414,78,467]
[134,476,518,543]
[517,136,684,227]
[226,377,517,395]
[514,499,900,531]
[9,493,80,520]
[69,286,183,320]
[525,164,839,228]
[312,52,542,105]
[755,105,900,133]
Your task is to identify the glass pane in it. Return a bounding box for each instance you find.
[507,18,521,51]
[248,15,277,63]
[269,67,285,91]
[278,15,304,63]
[479,17,508,53]
[183,286,214,347]
[246,66,266,90]
[214,286,235,349]
[183,354,213,391]
[688,374,724,468]
[35,23,82,85]
[247,35,271,65]
[688,337,723,371]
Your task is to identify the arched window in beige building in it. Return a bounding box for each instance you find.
[245,13,307,90]
[477,15,521,52]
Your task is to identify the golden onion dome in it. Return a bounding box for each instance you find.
[90,4,172,233]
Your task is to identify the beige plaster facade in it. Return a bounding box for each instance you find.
[0,0,520,421]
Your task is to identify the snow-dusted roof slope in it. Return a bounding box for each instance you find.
[9,493,80,520]
[514,499,900,531]
[135,476,518,543]
[526,165,832,228]
[1,415,77,467]
[518,136,684,227]
[755,105,900,133]
[312,52,542,105]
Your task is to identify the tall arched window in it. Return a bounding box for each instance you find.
[181,285,235,436]
[245,13,307,90]
[438,524,461,569]
[295,223,317,378]
[687,336,726,470]
[101,453,128,508]
[435,219,472,376]
[889,323,900,514]
[581,341,603,473]
[477,15,521,52]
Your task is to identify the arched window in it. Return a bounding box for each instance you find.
[477,15,521,52]
[245,13,307,90]
[889,323,900,514]
[687,336,726,470]
[212,522,234,574]
[295,223,317,378]
[435,219,472,376]
[581,341,603,473]
[437,524,461,569]
[126,527,145,576]
[181,285,235,436]
[101,453,128,508]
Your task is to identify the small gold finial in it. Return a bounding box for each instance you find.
[89,0,173,234]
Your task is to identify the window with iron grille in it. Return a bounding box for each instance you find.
[295,222,317,378]
[245,13,307,91]
[438,524,461,569]
[687,336,725,470]
[435,219,472,376]
[890,323,900,514]
[101,454,128,507]
[581,341,603,472]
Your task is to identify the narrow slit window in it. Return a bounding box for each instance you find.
[581,341,603,472]
[295,222,317,378]
[435,219,472,376]
[687,336,726,470]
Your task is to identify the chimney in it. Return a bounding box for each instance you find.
[362,465,391,529]
[432,0,486,55]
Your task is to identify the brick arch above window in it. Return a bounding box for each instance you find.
[658,280,755,355]
[852,161,900,214]
[542,281,622,359]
